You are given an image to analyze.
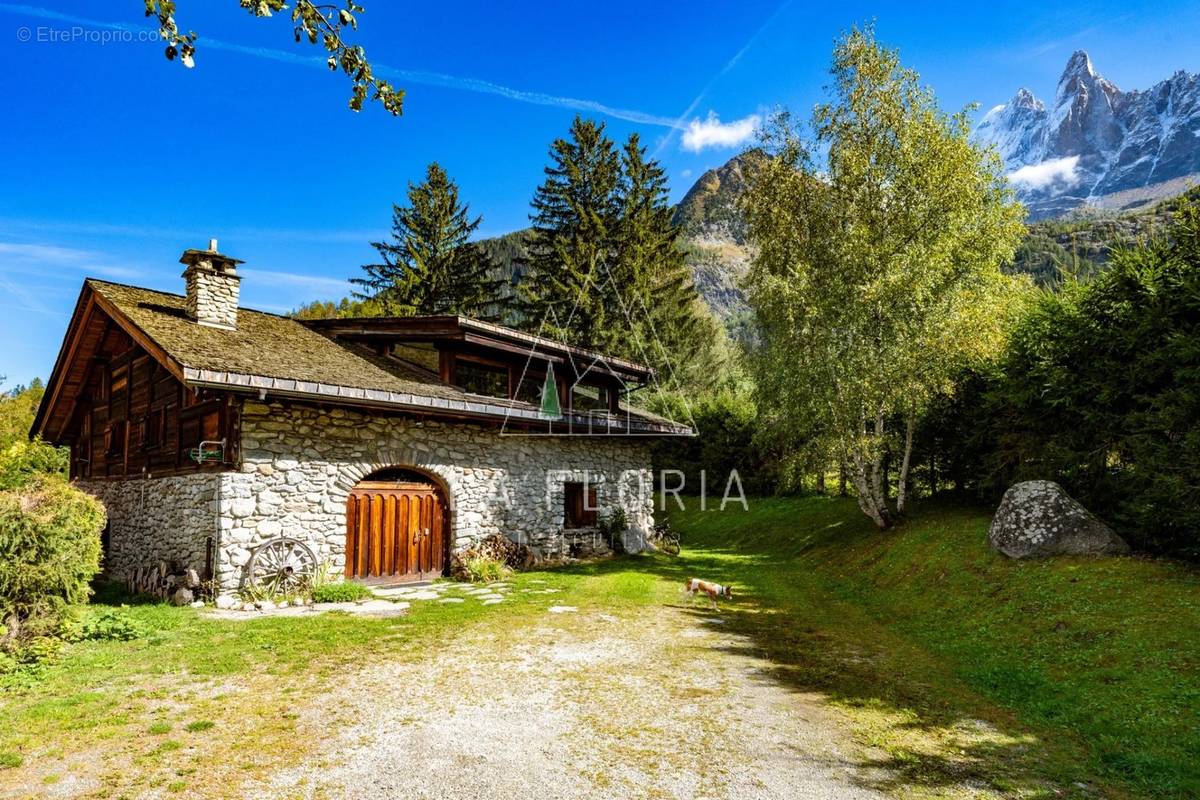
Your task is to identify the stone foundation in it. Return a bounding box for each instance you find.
[215,402,654,594]
[78,472,220,581]
[77,400,656,597]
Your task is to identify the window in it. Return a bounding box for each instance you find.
[563,481,598,528]
[104,420,126,459]
[455,360,509,399]
[571,383,613,412]
[514,372,546,404]
[142,408,166,450]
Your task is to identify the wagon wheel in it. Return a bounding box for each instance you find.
[245,538,317,596]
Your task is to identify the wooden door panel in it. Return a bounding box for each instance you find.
[356,495,369,578]
[370,494,383,576]
[345,495,358,577]
[397,494,410,576]
[383,494,396,576]
[347,484,445,581]
[408,494,421,572]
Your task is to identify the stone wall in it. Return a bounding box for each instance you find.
[77,473,220,581]
[215,401,655,594]
[75,401,657,596]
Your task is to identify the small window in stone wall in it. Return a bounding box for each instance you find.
[563,481,598,528]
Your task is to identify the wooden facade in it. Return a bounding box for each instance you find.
[64,325,235,480]
[35,281,686,479]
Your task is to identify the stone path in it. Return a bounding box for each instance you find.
[208,581,512,619]
[251,601,890,800]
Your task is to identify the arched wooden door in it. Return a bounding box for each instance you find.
[345,480,447,582]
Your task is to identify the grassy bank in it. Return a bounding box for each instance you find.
[665,495,1200,798]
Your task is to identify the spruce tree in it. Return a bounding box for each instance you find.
[614,134,710,382]
[353,162,505,320]
[518,117,622,347]
[519,118,714,388]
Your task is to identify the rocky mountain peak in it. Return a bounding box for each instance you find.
[1060,50,1096,84]
[974,52,1200,218]
[673,149,767,244]
[1011,87,1045,112]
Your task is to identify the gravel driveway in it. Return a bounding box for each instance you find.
[255,602,889,799]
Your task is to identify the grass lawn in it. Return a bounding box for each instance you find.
[665,495,1200,799]
[1,495,1196,799]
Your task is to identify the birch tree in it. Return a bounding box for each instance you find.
[743,26,1026,529]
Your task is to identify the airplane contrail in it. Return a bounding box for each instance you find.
[0,3,683,129]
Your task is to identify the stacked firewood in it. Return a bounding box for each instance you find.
[126,562,205,605]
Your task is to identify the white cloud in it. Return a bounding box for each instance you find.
[681,113,760,152]
[1008,156,1081,190]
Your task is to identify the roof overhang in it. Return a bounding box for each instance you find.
[185,368,693,437]
[302,315,655,384]
[32,282,187,443]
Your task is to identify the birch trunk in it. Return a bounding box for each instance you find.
[896,410,916,515]
[851,445,892,530]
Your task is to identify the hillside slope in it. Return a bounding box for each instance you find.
[669,495,1200,799]
[1014,187,1198,283]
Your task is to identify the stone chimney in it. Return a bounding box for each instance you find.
[180,239,243,329]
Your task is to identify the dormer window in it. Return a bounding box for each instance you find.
[571,384,612,412]
[454,359,508,399]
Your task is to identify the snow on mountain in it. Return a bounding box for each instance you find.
[974,51,1200,218]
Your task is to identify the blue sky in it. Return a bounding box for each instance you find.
[1,0,1198,387]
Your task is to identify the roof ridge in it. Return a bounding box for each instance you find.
[84,277,297,321]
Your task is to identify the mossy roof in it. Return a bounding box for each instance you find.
[89,280,463,400]
[86,279,686,433]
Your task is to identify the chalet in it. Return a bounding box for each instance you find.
[32,242,689,596]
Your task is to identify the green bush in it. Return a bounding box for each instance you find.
[310,580,373,603]
[0,440,67,491]
[597,508,628,552]
[63,607,148,642]
[458,555,510,583]
[649,388,782,496]
[0,475,105,648]
[919,197,1200,556]
[450,533,526,581]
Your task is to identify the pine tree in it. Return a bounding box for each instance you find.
[614,134,711,383]
[353,162,505,320]
[518,117,622,346]
[519,118,716,388]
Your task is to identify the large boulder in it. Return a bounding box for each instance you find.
[988,480,1130,559]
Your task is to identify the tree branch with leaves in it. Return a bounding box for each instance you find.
[145,0,403,114]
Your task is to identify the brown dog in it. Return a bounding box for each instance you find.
[684,577,733,610]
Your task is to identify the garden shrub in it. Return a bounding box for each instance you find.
[0,474,105,649]
[63,607,148,642]
[649,388,783,496]
[450,533,523,582]
[455,555,510,583]
[597,507,628,552]
[311,580,373,603]
[0,439,67,491]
